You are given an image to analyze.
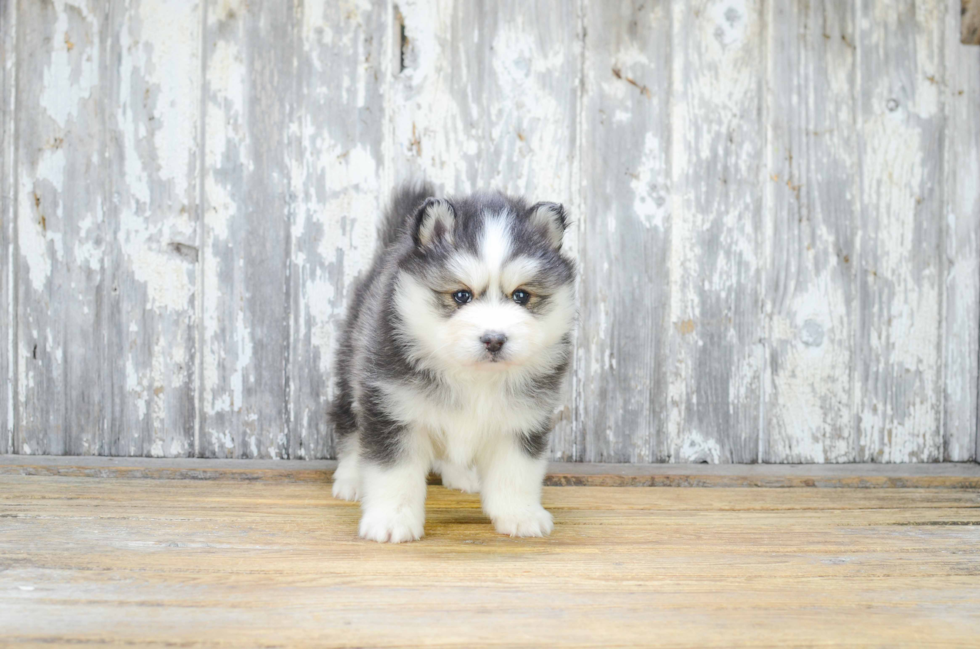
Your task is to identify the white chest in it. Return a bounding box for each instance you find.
[383,378,549,465]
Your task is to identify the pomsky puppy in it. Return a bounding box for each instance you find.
[330,182,575,543]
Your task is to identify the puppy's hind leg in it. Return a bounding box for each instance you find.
[434,459,481,494]
[329,378,362,501]
[332,436,362,502]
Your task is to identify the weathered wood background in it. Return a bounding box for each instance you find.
[1,0,978,463]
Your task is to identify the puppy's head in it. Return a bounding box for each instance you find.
[395,192,574,379]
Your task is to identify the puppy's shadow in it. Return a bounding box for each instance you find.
[424,486,555,548]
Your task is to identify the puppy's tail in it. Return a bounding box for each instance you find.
[380,179,436,249]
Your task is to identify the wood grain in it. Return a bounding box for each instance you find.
[854,0,945,462]
[15,0,106,455]
[102,0,201,457]
[763,0,856,462]
[1,474,978,647]
[667,0,766,463]
[201,0,294,458]
[390,0,578,199]
[11,0,201,458]
[3,455,980,488]
[0,0,14,455]
[576,0,671,462]
[963,0,980,43]
[944,0,980,461]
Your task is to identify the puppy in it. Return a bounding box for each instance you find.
[329,182,575,543]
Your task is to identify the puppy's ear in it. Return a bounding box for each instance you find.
[526,202,567,249]
[413,197,456,249]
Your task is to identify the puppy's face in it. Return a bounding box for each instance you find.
[395,195,574,378]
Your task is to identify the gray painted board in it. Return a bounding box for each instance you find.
[943,0,980,461]
[665,0,766,463]
[854,0,945,462]
[763,0,857,462]
[389,0,579,201]
[201,0,293,458]
[16,0,106,455]
[12,0,200,458]
[1,0,14,456]
[102,0,201,457]
[3,0,979,463]
[576,0,670,462]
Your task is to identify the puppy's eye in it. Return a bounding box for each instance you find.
[452,289,472,305]
[512,289,531,306]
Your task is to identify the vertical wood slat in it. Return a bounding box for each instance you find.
[943,0,980,461]
[288,0,388,459]
[763,0,857,462]
[15,0,106,455]
[201,0,294,458]
[103,0,201,457]
[854,0,945,462]
[13,0,200,458]
[0,0,15,455]
[391,0,580,457]
[576,0,670,462]
[390,1,579,200]
[666,0,766,463]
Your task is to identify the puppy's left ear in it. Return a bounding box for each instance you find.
[526,202,567,249]
[413,197,456,249]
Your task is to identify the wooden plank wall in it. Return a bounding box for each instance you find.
[1,0,978,463]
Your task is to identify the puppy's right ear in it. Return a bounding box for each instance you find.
[526,202,567,249]
[413,197,456,249]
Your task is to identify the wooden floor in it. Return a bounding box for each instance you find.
[1,470,980,647]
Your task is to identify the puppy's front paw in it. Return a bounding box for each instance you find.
[358,507,425,543]
[492,506,554,538]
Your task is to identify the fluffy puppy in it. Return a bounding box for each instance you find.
[329,182,575,543]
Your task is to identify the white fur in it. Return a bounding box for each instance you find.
[357,440,429,543]
[434,459,481,493]
[480,215,512,278]
[478,436,553,537]
[395,261,573,375]
[332,436,362,502]
[381,375,550,468]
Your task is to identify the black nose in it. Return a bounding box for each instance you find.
[480,332,507,354]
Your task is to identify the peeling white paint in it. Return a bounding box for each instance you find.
[630,132,668,230]
[677,430,723,464]
[39,3,99,129]
[137,0,200,196]
[229,309,253,414]
[127,355,148,422]
[127,247,195,313]
[6,0,977,463]
[18,188,53,294]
